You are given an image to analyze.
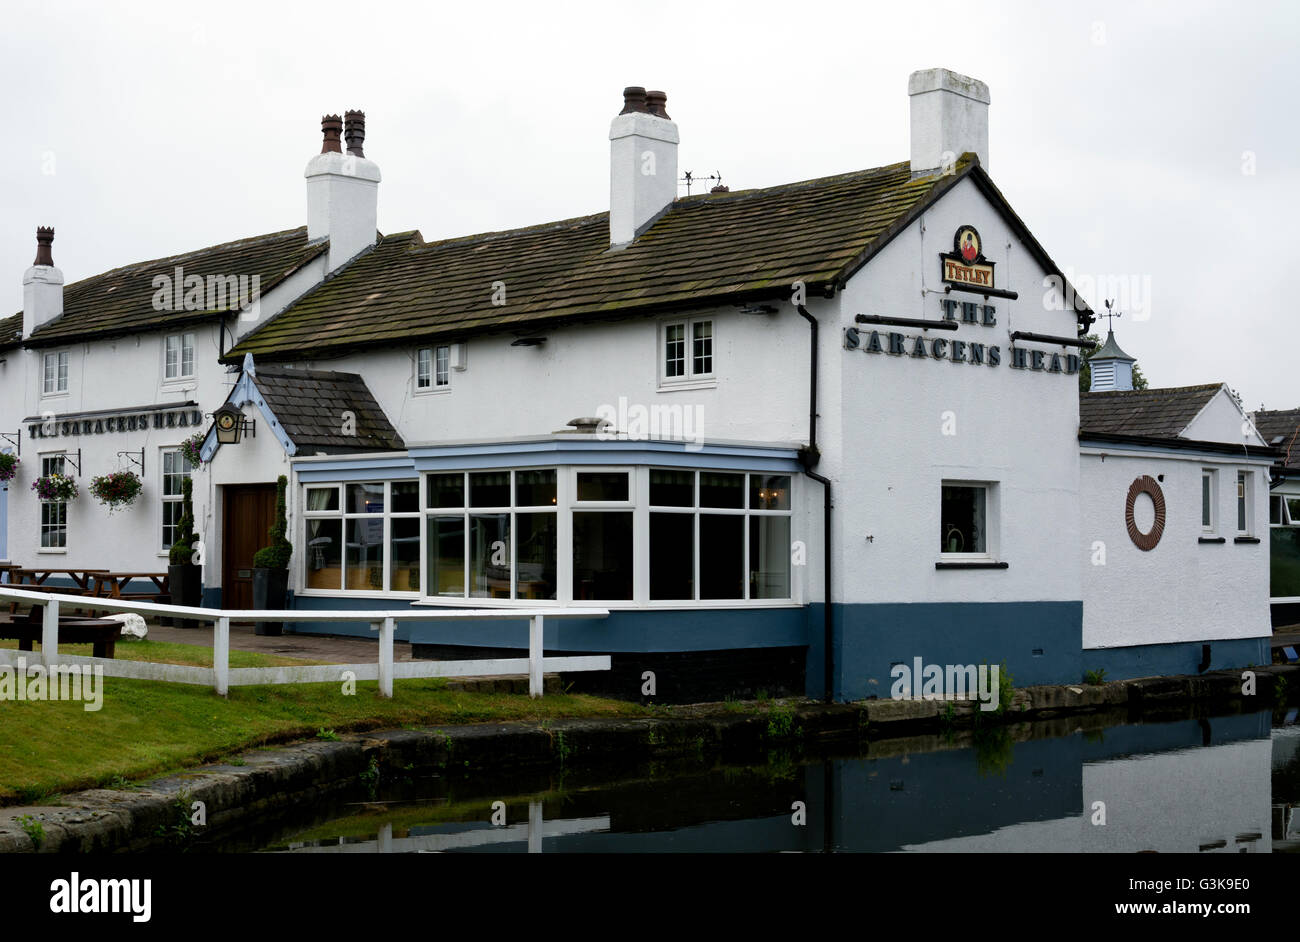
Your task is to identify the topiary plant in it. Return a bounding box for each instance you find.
[168,477,197,565]
[253,475,293,570]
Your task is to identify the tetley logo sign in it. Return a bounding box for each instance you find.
[941,224,994,287]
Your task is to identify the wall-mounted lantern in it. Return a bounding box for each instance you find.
[211,405,255,445]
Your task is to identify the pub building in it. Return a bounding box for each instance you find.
[0,71,1280,701]
[1251,408,1300,627]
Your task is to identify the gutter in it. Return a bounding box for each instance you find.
[796,303,833,704]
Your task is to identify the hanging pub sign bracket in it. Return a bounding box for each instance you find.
[62,449,83,475]
[117,448,145,478]
[0,430,18,456]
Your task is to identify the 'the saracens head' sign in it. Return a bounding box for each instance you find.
[941,224,994,288]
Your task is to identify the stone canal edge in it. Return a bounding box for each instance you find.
[3,665,1295,852]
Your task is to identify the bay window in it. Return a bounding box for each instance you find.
[300,466,795,606]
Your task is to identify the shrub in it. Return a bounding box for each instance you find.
[253,475,293,570]
[168,477,198,565]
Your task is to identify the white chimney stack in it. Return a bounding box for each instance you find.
[305,111,381,273]
[22,227,64,339]
[908,68,990,176]
[609,87,679,246]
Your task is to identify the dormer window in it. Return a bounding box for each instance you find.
[164,332,195,381]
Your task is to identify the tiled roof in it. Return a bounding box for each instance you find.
[17,228,327,348]
[227,158,979,361]
[1254,408,1300,468]
[1079,384,1222,439]
[253,365,403,454]
[0,313,20,352]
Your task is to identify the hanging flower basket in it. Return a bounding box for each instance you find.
[0,453,18,483]
[32,473,78,502]
[179,431,205,469]
[89,470,143,511]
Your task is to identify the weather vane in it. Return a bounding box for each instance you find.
[1102,299,1122,332]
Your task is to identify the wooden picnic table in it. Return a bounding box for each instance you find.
[11,568,109,591]
[5,569,109,615]
[0,611,124,658]
[90,572,170,601]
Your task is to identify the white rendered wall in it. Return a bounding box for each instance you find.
[193,398,295,593]
[1080,448,1273,648]
[2,323,234,574]
[285,304,815,450]
[1183,386,1261,445]
[829,176,1082,606]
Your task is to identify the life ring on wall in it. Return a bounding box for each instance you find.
[1125,475,1166,551]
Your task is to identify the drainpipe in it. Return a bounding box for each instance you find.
[797,303,833,703]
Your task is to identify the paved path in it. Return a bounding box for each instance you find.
[145,621,413,664]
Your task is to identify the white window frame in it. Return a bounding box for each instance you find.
[163,331,196,382]
[415,345,452,394]
[38,453,69,553]
[939,480,997,561]
[159,448,193,554]
[420,468,561,602]
[1237,470,1253,536]
[42,350,69,397]
[301,481,423,598]
[1202,469,1217,533]
[645,469,793,604]
[659,317,716,389]
[296,466,798,610]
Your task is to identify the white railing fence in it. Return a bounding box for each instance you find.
[0,586,610,698]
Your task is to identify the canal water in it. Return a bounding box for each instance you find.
[223,706,1300,853]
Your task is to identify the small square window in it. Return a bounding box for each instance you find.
[662,319,714,384]
[941,484,988,555]
[416,346,451,391]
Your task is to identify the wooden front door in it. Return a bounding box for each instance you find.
[222,484,277,610]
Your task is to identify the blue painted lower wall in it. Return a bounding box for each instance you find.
[286,595,809,652]
[275,594,1270,701]
[811,601,1083,701]
[1082,637,1271,682]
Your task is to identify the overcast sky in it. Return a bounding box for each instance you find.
[2,0,1297,410]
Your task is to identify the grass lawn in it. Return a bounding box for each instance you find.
[0,641,646,805]
[1,639,326,669]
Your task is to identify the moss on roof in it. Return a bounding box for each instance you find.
[0,313,21,353]
[16,228,327,348]
[226,159,974,361]
[1080,384,1224,439]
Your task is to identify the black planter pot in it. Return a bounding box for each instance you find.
[167,563,203,629]
[252,567,288,636]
